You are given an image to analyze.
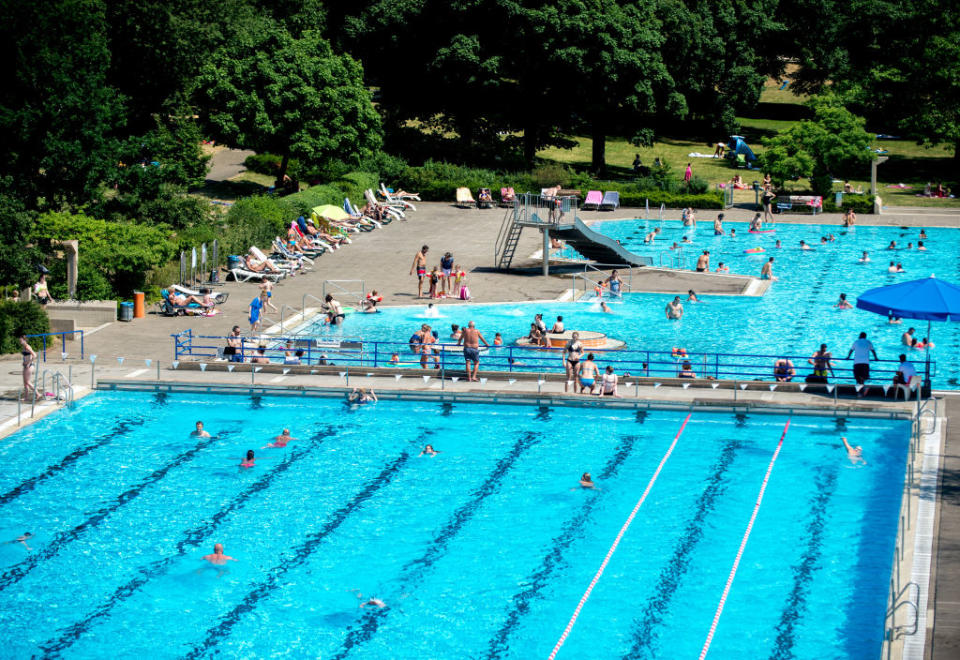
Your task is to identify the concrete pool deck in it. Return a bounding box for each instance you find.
[3,200,960,657]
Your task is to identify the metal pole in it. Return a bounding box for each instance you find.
[90,363,95,390]
[157,359,161,381]
[345,366,349,387]
[542,227,550,277]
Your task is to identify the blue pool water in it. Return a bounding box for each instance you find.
[0,391,909,658]
[300,219,960,386]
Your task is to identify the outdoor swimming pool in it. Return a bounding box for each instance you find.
[292,219,959,386]
[0,391,909,658]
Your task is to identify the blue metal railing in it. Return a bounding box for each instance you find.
[171,329,933,385]
[27,330,85,361]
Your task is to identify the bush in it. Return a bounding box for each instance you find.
[221,196,290,257]
[0,300,49,354]
[243,153,304,180]
[823,193,875,214]
[47,260,113,301]
[616,190,725,210]
[682,175,710,195]
[357,152,409,184]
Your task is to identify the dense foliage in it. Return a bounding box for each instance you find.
[0,301,50,354]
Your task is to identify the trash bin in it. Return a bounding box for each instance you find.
[133,291,145,318]
[119,301,134,322]
[227,255,242,271]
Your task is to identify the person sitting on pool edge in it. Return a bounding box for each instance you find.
[599,365,619,396]
[773,357,795,382]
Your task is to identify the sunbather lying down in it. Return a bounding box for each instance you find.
[167,285,213,308]
[245,254,281,273]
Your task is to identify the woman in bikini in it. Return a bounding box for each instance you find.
[20,335,36,400]
[564,332,583,392]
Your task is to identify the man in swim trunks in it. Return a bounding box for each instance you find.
[550,316,564,333]
[665,296,684,320]
[6,532,33,550]
[807,344,834,382]
[846,332,878,394]
[458,321,489,382]
[191,421,211,438]
[696,250,709,272]
[859,251,870,263]
[409,245,429,298]
[564,332,583,392]
[760,257,777,280]
[578,354,599,394]
[773,358,795,382]
[202,543,237,565]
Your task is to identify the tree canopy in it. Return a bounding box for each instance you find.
[198,26,382,184]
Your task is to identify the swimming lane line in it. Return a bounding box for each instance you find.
[547,413,692,660]
[698,418,792,660]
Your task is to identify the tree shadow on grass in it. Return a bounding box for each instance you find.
[191,179,268,202]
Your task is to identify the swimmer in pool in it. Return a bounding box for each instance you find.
[888,313,902,324]
[799,240,813,251]
[841,436,866,465]
[240,450,255,468]
[389,353,400,364]
[859,251,870,263]
[419,444,439,457]
[191,421,211,438]
[600,301,613,313]
[264,428,295,448]
[917,241,926,251]
[906,242,913,249]
[6,532,33,550]
[687,289,699,302]
[579,472,597,489]
[895,262,905,272]
[760,257,777,281]
[349,590,387,609]
[887,240,897,250]
[729,228,737,238]
[835,293,853,309]
[887,261,898,273]
[716,262,729,273]
[348,387,378,404]
[202,543,237,565]
[919,229,928,239]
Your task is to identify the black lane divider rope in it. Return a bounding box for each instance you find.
[183,450,412,660]
[40,425,341,658]
[0,429,238,594]
[768,467,838,660]
[330,431,542,660]
[622,438,742,660]
[485,434,641,659]
[0,416,147,509]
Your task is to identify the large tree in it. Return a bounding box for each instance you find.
[197,25,382,185]
[0,0,122,210]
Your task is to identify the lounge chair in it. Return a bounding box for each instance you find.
[376,184,416,211]
[380,182,420,202]
[599,191,620,211]
[893,375,922,401]
[477,187,494,209]
[250,246,299,273]
[365,189,405,220]
[273,238,315,267]
[582,190,602,210]
[344,198,383,227]
[455,187,475,208]
[172,284,229,305]
[158,288,218,317]
[227,267,283,283]
[499,187,515,207]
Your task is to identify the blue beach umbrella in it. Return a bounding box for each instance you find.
[856,274,960,389]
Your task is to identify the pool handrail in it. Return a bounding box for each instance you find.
[26,330,85,361]
[171,331,932,386]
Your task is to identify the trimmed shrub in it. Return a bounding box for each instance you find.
[47,260,113,301]
[221,196,290,257]
[823,193,875,214]
[0,300,49,354]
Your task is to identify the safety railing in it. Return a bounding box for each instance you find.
[171,331,934,387]
[26,330,85,361]
[322,279,365,302]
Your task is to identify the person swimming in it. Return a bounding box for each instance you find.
[835,293,853,309]
[579,472,597,489]
[799,240,813,251]
[264,429,295,448]
[859,251,870,263]
[687,289,699,302]
[887,240,897,250]
[202,543,237,565]
[348,387,377,404]
[419,444,439,457]
[423,303,440,318]
[240,450,255,468]
[6,532,33,551]
[191,421,211,438]
[600,301,613,313]
[841,436,866,465]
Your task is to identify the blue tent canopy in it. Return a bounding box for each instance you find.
[855,275,960,321]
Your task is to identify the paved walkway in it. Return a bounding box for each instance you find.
[931,396,960,659]
[205,146,256,182]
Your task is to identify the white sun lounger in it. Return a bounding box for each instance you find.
[365,189,405,220]
[228,267,283,283]
[172,284,229,304]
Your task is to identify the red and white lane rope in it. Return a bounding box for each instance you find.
[547,412,692,660]
[698,418,791,660]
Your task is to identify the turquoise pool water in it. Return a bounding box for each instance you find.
[0,391,909,658]
[298,219,959,386]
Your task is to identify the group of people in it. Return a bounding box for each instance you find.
[563,332,619,396]
[410,245,469,300]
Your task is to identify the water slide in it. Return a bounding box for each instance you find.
[553,218,653,266]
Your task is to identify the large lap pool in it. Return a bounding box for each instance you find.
[297,219,960,387]
[1,391,909,658]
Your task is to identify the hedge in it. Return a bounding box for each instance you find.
[0,300,49,354]
[822,193,875,214]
